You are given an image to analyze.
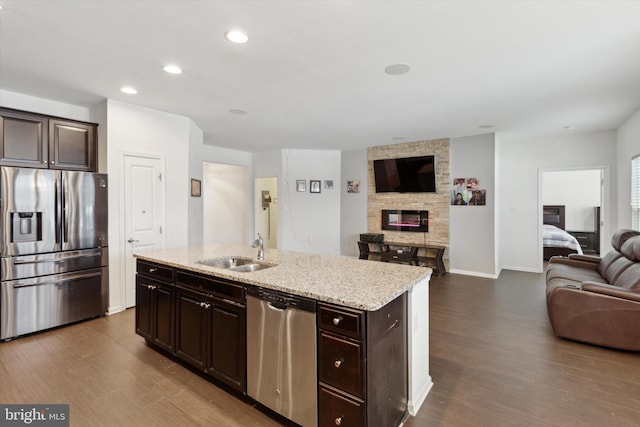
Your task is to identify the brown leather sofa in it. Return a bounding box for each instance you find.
[545,229,640,351]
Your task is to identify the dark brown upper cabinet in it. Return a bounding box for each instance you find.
[0,109,49,168]
[0,108,97,171]
[49,119,96,171]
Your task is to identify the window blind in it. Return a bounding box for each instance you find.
[632,154,640,231]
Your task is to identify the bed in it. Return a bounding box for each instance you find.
[543,205,583,260]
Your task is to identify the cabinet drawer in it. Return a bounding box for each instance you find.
[137,260,175,283]
[319,332,365,399]
[318,304,364,339]
[176,271,245,303]
[568,231,596,250]
[319,385,365,427]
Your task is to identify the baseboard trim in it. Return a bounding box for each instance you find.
[449,269,499,279]
[408,376,433,416]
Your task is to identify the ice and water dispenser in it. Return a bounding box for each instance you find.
[10,212,42,243]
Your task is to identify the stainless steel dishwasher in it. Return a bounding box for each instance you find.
[246,287,317,427]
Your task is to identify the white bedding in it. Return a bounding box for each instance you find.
[542,224,583,254]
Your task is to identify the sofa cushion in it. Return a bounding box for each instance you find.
[598,254,634,284]
[546,264,604,283]
[596,250,623,277]
[620,235,640,261]
[612,263,640,290]
[611,229,640,251]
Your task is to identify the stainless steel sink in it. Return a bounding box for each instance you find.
[197,257,253,269]
[197,257,275,272]
[228,263,272,273]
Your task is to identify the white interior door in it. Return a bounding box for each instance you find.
[123,154,165,308]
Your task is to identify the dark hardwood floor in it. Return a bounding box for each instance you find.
[1,269,639,426]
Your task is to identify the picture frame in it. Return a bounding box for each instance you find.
[296,180,306,192]
[310,180,321,193]
[191,178,201,197]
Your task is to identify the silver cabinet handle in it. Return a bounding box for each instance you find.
[332,316,342,326]
[127,238,139,243]
[335,416,343,425]
[334,359,342,368]
[149,268,157,273]
[199,302,210,309]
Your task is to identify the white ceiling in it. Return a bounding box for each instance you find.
[1,0,639,152]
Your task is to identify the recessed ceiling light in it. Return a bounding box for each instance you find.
[163,64,182,74]
[384,63,411,75]
[229,109,248,115]
[120,86,138,95]
[225,30,248,44]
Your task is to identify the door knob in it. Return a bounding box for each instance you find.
[127,238,139,243]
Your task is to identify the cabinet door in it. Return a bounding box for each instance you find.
[135,276,154,341]
[175,287,209,370]
[208,298,246,392]
[49,119,96,171]
[153,282,175,353]
[0,109,48,168]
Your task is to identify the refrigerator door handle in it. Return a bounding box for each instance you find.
[61,176,68,244]
[12,250,103,265]
[55,175,61,244]
[13,259,66,266]
[10,271,103,288]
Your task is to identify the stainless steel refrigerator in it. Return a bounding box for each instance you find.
[0,166,108,340]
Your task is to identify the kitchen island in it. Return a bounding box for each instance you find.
[135,244,432,426]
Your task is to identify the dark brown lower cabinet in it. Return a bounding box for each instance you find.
[174,272,246,393]
[207,299,246,390]
[135,274,175,353]
[319,385,365,427]
[318,293,407,427]
[175,286,208,370]
[136,260,247,394]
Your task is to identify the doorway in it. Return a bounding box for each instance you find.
[202,162,249,245]
[122,153,166,308]
[540,167,607,270]
[255,177,278,249]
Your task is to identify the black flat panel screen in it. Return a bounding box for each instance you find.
[373,155,436,193]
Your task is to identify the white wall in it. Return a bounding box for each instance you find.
[0,89,90,121]
[280,149,341,255]
[542,169,601,231]
[188,121,205,246]
[340,149,368,257]
[497,130,617,272]
[616,109,640,229]
[450,134,497,277]
[203,163,248,245]
[104,99,192,313]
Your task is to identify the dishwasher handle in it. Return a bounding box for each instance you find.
[267,301,288,310]
[247,287,317,313]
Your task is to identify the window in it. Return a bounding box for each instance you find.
[632,154,640,231]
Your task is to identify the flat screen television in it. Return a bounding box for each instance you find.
[373,155,436,193]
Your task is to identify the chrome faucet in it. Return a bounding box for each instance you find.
[252,232,264,260]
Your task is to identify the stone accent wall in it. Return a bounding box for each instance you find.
[367,139,450,269]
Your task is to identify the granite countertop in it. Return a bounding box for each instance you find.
[135,244,431,311]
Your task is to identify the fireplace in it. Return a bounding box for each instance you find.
[381,209,428,232]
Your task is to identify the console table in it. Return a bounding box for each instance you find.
[358,241,446,275]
